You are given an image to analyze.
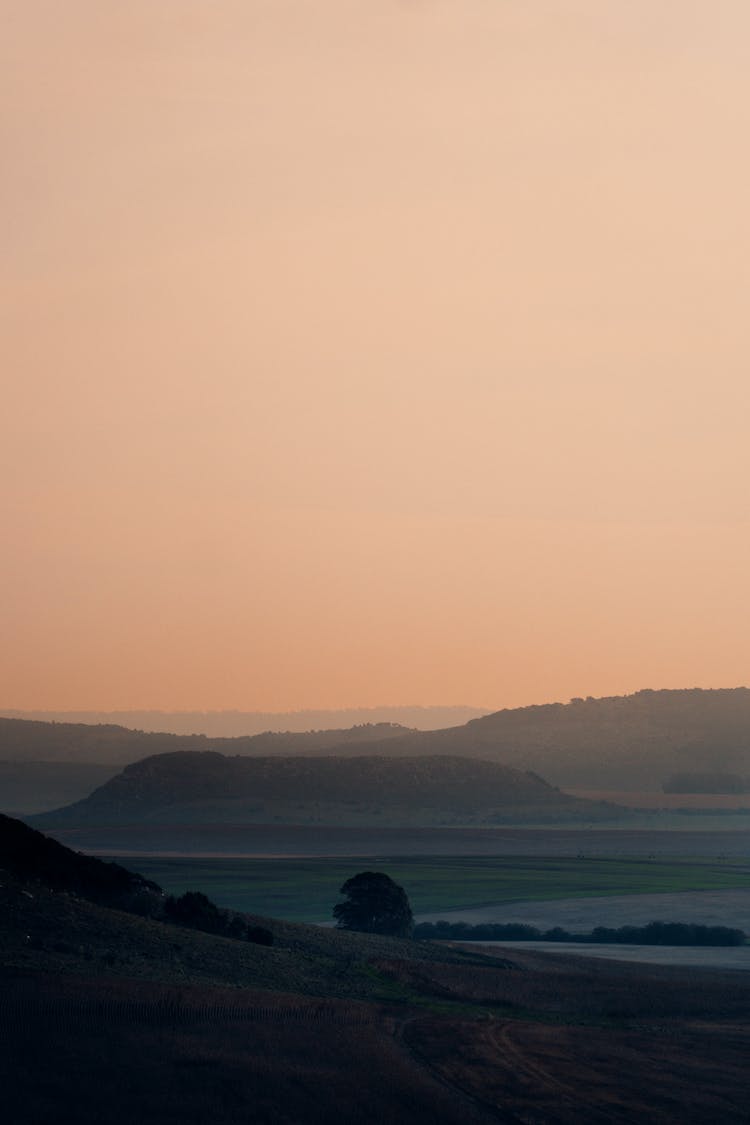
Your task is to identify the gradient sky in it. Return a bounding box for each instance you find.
[3,1,749,711]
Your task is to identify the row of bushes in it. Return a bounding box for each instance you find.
[414,920,747,946]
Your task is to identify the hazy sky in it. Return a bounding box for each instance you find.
[3,1,749,711]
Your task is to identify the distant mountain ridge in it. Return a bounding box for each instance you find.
[1,705,489,737]
[314,688,750,790]
[32,753,621,828]
[0,717,415,765]
[4,688,750,793]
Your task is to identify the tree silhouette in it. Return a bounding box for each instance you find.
[333,871,413,938]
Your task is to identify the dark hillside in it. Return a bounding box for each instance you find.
[0,812,160,909]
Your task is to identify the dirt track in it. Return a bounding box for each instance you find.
[405,1012,750,1123]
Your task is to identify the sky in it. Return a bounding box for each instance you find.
[2,1,749,712]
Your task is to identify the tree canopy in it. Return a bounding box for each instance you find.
[333,871,414,938]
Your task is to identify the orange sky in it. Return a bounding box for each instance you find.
[2,1,749,711]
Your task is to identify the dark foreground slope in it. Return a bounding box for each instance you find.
[3,815,750,1123]
[0,811,160,907]
[32,752,622,828]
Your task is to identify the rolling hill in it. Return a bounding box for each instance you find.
[1,704,488,736]
[313,688,750,790]
[5,688,750,806]
[0,716,415,764]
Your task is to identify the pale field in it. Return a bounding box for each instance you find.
[569,789,750,809]
[419,888,750,932]
[462,940,750,972]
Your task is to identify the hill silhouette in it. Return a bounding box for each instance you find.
[32,753,620,828]
[5,688,750,800]
[0,716,414,764]
[0,811,160,909]
[1,705,488,736]
[317,688,750,790]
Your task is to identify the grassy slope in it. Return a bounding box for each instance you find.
[0,871,509,1000]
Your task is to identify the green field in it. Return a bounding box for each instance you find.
[121,855,750,923]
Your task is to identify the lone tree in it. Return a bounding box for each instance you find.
[333,871,414,938]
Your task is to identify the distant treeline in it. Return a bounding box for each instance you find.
[414,920,746,947]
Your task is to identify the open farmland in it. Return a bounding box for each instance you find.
[418,888,750,933]
[47,822,750,857]
[118,854,750,924]
[569,789,750,810]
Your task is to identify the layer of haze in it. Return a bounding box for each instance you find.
[3,2,749,711]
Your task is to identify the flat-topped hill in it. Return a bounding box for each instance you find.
[32,753,621,828]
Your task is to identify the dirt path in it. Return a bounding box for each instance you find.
[488,1021,632,1124]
